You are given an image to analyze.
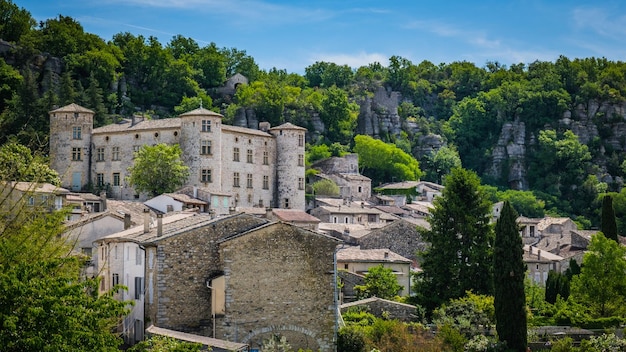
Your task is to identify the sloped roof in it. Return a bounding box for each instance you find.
[375,181,420,190]
[92,117,181,134]
[178,107,223,118]
[146,325,248,351]
[272,209,320,223]
[269,122,307,131]
[49,103,94,114]
[5,181,69,194]
[222,124,272,137]
[164,193,207,206]
[337,246,411,263]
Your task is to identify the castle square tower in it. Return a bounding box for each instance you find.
[49,103,95,191]
[270,123,306,210]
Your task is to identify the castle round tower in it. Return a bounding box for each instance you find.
[269,123,307,210]
[49,103,94,191]
[179,107,224,194]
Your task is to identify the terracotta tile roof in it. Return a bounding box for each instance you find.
[178,107,223,118]
[337,246,411,263]
[165,193,208,206]
[49,103,94,114]
[222,124,272,137]
[375,181,420,190]
[5,181,69,194]
[270,122,307,131]
[272,209,320,223]
[93,118,181,134]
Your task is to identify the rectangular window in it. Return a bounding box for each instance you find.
[201,140,211,155]
[263,151,269,165]
[112,147,120,161]
[72,126,82,140]
[263,175,269,190]
[112,273,119,287]
[298,177,304,190]
[28,196,34,206]
[202,120,211,132]
[113,173,120,186]
[298,134,304,147]
[71,147,82,161]
[233,172,240,187]
[298,154,304,166]
[201,169,212,183]
[284,198,290,208]
[96,173,104,187]
[247,149,253,163]
[247,173,253,188]
[134,277,144,299]
[96,147,104,162]
[133,145,141,158]
[233,147,240,162]
[136,247,142,265]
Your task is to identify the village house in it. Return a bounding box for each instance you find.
[96,211,341,351]
[309,154,372,202]
[0,181,68,213]
[524,245,563,285]
[49,103,306,211]
[337,246,412,300]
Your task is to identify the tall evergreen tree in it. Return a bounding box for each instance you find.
[494,201,527,352]
[417,168,494,312]
[601,194,618,242]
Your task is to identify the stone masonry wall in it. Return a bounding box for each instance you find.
[145,214,268,334]
[341,298,420,323]
[219,223,339,352]
[358,219,427,263]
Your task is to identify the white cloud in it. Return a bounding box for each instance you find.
[572,6,626,39]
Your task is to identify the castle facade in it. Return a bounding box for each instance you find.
[49,103,306,211]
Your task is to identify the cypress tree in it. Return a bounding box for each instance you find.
[601,195,618,242]
[418,168,493,312]
[494,201,527,352]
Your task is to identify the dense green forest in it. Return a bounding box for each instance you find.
[3,0,626,230]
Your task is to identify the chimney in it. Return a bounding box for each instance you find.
[124,213,131,229]
[193,185,198,198]
[265,207,272,219]
[143,208,150,233]
[537,249,542,260]
[100,191,107,211]
[384,251,389,259]
[556,241,561,255]
[229,206,236,215]
[157,214,163,237]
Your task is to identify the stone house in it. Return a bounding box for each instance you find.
[337,246,412,297]
[0,181,68,213]
[358,219,428,267]
[524,245,563,285]
[49,103,306,211]
[97,211,341,351]
[266,208,321,231]
[310,203,383,226]
[144,192,209,214]
[309,154,372,202]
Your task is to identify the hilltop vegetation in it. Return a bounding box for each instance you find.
[3,0,626,228]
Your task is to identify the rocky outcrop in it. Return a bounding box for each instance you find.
[488,119,527,189]
[356,86,403,138]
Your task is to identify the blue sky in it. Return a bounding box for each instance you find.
[16,0,626,73]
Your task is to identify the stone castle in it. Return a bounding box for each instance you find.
[49,103,306,211]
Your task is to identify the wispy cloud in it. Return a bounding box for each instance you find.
[403,19,500,49]
[571,6,626,40]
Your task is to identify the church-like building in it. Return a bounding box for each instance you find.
[49,103,306,211]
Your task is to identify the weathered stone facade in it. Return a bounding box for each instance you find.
[143,214,269,333]
[218,222,340,351]
[49,104,306,210]
[358,219,428,264]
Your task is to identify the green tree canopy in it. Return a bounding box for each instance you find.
[417,168,494,312]
[353,134,422,185]
[354,264,403,300]
[0,141,60,184]
[569,233,626,318]
[310,178,340,197]
[127,143,189,197]
[493,201,527,352]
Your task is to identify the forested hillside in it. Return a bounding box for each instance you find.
[3,0,626,229]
